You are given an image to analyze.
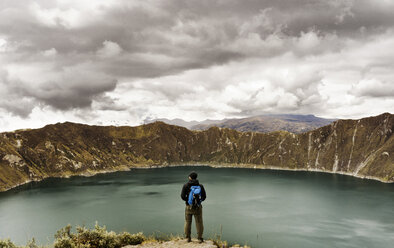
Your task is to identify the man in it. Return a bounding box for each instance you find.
[180,171,206,243]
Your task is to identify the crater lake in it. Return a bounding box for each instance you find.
[1,166,394,248]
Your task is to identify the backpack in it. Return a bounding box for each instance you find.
[188,185,202,208]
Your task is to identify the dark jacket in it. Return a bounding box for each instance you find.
[181,179,206,205]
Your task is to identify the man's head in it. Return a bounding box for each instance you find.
[189,171,198,180]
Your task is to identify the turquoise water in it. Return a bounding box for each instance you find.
[0,166,394,247]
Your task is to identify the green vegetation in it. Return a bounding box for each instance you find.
[0,223,145,248]
[0,223,249,248]
[0,238,42,248]
[53,223,145,248]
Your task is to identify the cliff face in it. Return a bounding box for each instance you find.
[0,113,393,191]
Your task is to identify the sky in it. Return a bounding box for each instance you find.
[0,0,393,131]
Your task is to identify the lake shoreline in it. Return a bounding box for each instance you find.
[1,162,392,193]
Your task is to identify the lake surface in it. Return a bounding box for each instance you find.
[1,166,394,248]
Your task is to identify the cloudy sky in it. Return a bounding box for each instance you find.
[0,0,393,131]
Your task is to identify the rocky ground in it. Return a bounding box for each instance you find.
[123,238,217,248]
[123,238,247,248]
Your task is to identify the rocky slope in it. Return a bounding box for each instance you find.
[0,113,393,191]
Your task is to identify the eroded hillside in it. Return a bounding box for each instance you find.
[0,113,392,191]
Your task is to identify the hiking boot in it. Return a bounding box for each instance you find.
[198,238,204,243]
[186,237,192,242]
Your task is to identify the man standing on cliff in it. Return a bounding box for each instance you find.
[181,171,206,243]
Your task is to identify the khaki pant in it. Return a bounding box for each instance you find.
[184,205,203,239]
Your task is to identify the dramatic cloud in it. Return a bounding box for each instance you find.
[0,0,393,131]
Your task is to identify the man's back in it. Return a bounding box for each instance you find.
[181,172,206,243]
[181,178,206,204]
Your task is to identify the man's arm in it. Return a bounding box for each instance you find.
[181,184,188,201]
[200,184,206,201]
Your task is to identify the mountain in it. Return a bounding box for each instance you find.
[144,118,225,130]
[144,118,201,129]
[147,114,336,133]
[0,113,392,191]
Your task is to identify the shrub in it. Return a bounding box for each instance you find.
[55,225,72,239]
[0,238,43,248]
[26,239,40,248]
[54,237,76,248]
[53,223,146,248]
[116,232,145,246]
[0,239,17,248]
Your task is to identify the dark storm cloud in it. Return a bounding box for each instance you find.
[22,74,118,110]
[26,81,117,110]
[0,0,393,121]
[1,0,393,69]
[0,70,36,117]
[0,66,117,115]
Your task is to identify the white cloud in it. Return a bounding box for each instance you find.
[351,79,394,97]
[277,92,299,110]
[0,38,6,51]
[30,2,81,28]
[42,48,57,57]
[296,31,321,51]
[28,0,118,29]
[97,40,122,58]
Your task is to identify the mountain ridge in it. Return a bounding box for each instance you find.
[0,113,392,192]
[145,114,336,133]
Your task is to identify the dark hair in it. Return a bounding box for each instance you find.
[189,171,198,179]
